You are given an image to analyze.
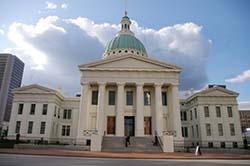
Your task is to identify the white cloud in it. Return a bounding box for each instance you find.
[61,3,68,9]
[46,1,57,9]
[0,28,4,35]
[239,101,250,110]
[225,70,250,83]
[5,15,211,94]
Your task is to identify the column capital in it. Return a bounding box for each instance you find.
[98,82,106,86]
[81,82,89,86]
[154,83,162,87]
[136,82,144,87]
[117,82,125,86]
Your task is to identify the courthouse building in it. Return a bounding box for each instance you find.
[7,12,243,151]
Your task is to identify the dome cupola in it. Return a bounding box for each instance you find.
[103,11,148,59]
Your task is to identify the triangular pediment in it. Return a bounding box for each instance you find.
[13,84,56,93]
[198,87,238,97]
[79,55,181,71]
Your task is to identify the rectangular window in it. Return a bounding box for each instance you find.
[162,92,167,106]
[61,125,70,136]
[227,107,233,117]
[63,109,72,119]
[42,104,48,115]
[208,142,213,148]
[40,122,46,134]
[181,127,188,137]
[27,121,33,134]
[191,126,194,137]
[30,104,36,115]
[126,91,133,106]
[54,106,57,117]
[196,124,199,137]
[204,106,209,117]
[221,142,226,148]
[230,123,235,136]
[144,91,151,106]
[190,110,193,120]
[216,106,221,117]
[18,104,24,114]
[206,123,211,136]
[15,121,21,133]
[194,108,197,119]
[218,123,223,136]
[108,91,115,105]
[233,142,238,148]
[91,90,98,105]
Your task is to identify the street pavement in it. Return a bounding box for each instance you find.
[0,154,249,166]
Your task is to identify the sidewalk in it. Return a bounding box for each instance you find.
[0,149,250,159]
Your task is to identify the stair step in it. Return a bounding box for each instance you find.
[102,136,162,152]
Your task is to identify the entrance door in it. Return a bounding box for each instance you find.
[124,116,135,136]
[144,117,152,135]
[107,116,115,134]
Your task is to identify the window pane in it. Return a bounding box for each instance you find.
[27,121,33,134]
[206,123,211,136]
[15,121,21,133]
[162,92,167,105]
[108,91,115,105]
[216,106,221,117]
[126,91,133,105]
[40,122,46,134]
[144,91,151,106]
[218,123,223,136]
[92,91,98,105]
[30,104,36,115]
[228,107,233,117]
[18,104,23,114]
[68,110,72,119]
[42,104,48,115]
[230,123,235,136]
[204,106,209,117]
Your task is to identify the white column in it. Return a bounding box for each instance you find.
[116,82,125,136]
[168,84,182,139]
[155,83,163,136]
[136,83,144,136]
[77,82,89,140]
[96,82,106,136]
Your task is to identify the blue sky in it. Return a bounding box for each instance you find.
[0,0,250,109]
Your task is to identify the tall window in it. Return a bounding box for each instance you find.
[144,91,151,106]
[54,106,57,117]
[40,122,46,134]
[63,109,72,119]
[204,106,209,117]
[218,123,223,136]
[91,90,98,105]
[162,92,167,106]
[181,111,187,121]
[27,121,33,134]
[62,125,70,136]
[227,107,233,117]
[126,91,133,105]
[30,104,36,115]
[194,108,197,119]
[216,106,221,117]
[191,126,194,137]
[15,121,21,133]
[230,123,235,136]
[18,104,24,114]
[206,123,211,136]
[108,91,115,105]
[181,127,188,137]
[190,110,193,120]
[42,104,48,115]
[196,124,199,137]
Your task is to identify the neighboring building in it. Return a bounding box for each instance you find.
[0,54,24,133]
[7,84,79,144]
[239,110,250,133]
[180,85,243,148]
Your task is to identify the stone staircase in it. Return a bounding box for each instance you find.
[102,136,162,152]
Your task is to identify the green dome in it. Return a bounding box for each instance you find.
[104,34,147,54]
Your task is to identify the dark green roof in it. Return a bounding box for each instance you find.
[104,34,147,54]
